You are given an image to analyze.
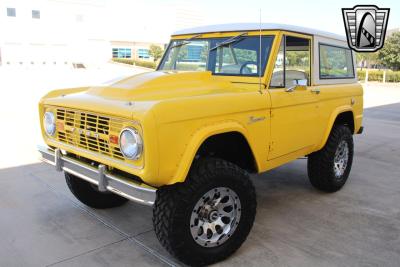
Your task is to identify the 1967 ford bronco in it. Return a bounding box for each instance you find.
[38,23,363,266]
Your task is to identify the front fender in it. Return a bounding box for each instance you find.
[165,120,257,185]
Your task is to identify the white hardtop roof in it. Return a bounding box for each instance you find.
[172,23,346,41]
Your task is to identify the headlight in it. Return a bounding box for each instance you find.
[119,128,143,160]
[44,111,56,136]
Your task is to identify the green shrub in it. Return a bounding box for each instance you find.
[386,71,400,82]
[357,69,400,82]
[357,69,366,81]
[112,58,157,69]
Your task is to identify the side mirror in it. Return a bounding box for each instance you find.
[285,79,307,92]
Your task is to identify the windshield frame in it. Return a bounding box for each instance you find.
[157,34,275,78]
[157,38,211,72]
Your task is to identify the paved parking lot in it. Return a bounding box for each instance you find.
[0,66,399,266]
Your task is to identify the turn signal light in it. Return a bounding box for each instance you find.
[109,135,119,144]
[56,121,64,131]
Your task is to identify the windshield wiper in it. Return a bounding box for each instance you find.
[209,32,248,51]
[170,34,202,49]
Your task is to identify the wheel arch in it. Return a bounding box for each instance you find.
[168,121,260,185]
[317,107,355,151]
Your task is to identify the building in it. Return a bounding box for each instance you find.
[0,0,204,67]
[111,41,165,62]
[0,0,110,67]
[108,2,204,62]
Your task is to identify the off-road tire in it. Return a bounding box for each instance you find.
[153,157,257,266]
[65,172,129,209]
[308,124,354,192]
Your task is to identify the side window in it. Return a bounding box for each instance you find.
[270,39,284,87]
[213,36,273,76]
[269,35,311,88]
[319,44,354,79]
[286,36,310,86]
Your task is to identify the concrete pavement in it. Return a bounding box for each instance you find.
[0,65,399,266]
[0,102,400,266]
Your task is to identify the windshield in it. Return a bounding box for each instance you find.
[158,35,274,77]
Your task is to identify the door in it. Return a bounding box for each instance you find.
[267,33,320,160]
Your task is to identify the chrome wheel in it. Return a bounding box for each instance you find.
[190,187,241,247]
[334,140,349,178]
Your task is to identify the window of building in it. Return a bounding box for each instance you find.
[112,48,131,58]
[186,45,203,61]
[32,10,40,19]
[7,8,16,17]
[319,44,354,79]
[137,49,150,59]
[269,35,311,88]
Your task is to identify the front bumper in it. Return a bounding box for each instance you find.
[38,145,156,206]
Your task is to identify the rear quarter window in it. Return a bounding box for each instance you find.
[319,44,354,79]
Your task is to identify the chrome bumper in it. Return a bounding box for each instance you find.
[37,145,156,206]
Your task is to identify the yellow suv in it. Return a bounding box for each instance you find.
[38,23,363,265]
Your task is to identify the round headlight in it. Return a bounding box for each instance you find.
[44,111,56,136]
[119,128,143,160]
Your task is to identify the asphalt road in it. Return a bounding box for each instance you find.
[1,102,400,266]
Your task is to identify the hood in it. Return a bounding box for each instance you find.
[42,70,267,124]
[87,71,230,101]
[41,71,232,118]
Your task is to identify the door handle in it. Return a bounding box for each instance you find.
[311,88,320,94]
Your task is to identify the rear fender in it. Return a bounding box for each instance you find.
[317,106,354,151]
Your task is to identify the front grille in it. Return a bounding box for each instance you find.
[55,108,125,161]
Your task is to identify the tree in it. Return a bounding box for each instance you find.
[149,45,164,62]
[378,32,400,70]
[356,52,379,69]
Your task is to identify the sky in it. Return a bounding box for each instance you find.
[106,0,400,42]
